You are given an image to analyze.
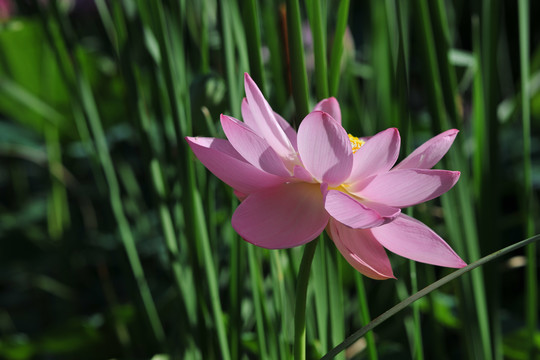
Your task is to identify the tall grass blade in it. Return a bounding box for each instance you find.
[328,0,350,96]
[306,0,329,100]
[286,0,310,118]
[325,239,345,360]
[241,0,266,92]
[39,0,167,344]
[413,1,493,358]
[355,274,378,360]
[294,239,319,360]
[518,1,538,357]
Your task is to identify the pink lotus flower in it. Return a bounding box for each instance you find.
[186,73,466,279]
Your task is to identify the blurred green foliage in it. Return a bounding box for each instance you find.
[0,0,539,359]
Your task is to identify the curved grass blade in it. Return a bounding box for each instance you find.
[321,234,540,360]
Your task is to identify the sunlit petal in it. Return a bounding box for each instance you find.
[347,128,400,183]
[221,114,290,177]
[353,169,460,208]
[327,219,395,280]
[314,97,341,124]
[232,182,330,249]
[186,136,285,194]
[297,111,353,185]
[372,214,467,268]
[394,129,459,170]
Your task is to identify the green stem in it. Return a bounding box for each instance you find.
[286,0,310,118]
[261,1,288,109]
[355,273,378,360]
[409,261,424,360]
[518,0,537,357]
[229,225,241,360]
[321,234,540,360]
[307,0,329,100]
[241,0,266,92]
[328,0,350,96]
[294,239,319,360]
[200,1,210,73]
[248,245,270,360]
[325,241,344,359]
[221,0,242,117]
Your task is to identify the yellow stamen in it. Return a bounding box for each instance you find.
[348,134,365,154]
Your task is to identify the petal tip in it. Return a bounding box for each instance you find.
[379,127,400,143]
[185,136,202,146]
[456,259,467,268]
[310,110,340,126]
[442,129,460,141]
[446,128,459,135]
[364,272,396,280]
[219,114,235,128]
[313,98,342,123]
[244,72,256,88]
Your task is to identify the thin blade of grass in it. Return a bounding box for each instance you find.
[294,239,319,360]
[413,1,493,358]
[369,0,397,129]
[221,0,242,116]
[45,125,69,240]
[328,0,350,96]
[40,0,166,345]
[286,0,310,118]
[228,218,242,359]
[322,234,540,360]
[518,1,538,357]
[325,239,345,360]
[270,250,293,360]
[306,0,329,100]
[355,274,378,360]
[312,237,329,354]
[241,0,266,92]
[261,1,288,109]
[247,245,270,360]
[408,261,424,360]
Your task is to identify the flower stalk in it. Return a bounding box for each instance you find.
[294,238,319,360]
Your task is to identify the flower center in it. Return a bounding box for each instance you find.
[348,134,365,154]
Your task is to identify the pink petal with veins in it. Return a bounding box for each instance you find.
[372,214,467,268]
[353,169,460,208]
[297,111,353,186]
[273,111,298,151]
[347,128,400,184]
[327,219,395,280]
[244,73,295,159]
[324,190,397,229]
[314,97,341,124]
[232,182,330,249]
[221,114,290,177]
[395,129,459,170]
[186,136,285,194]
